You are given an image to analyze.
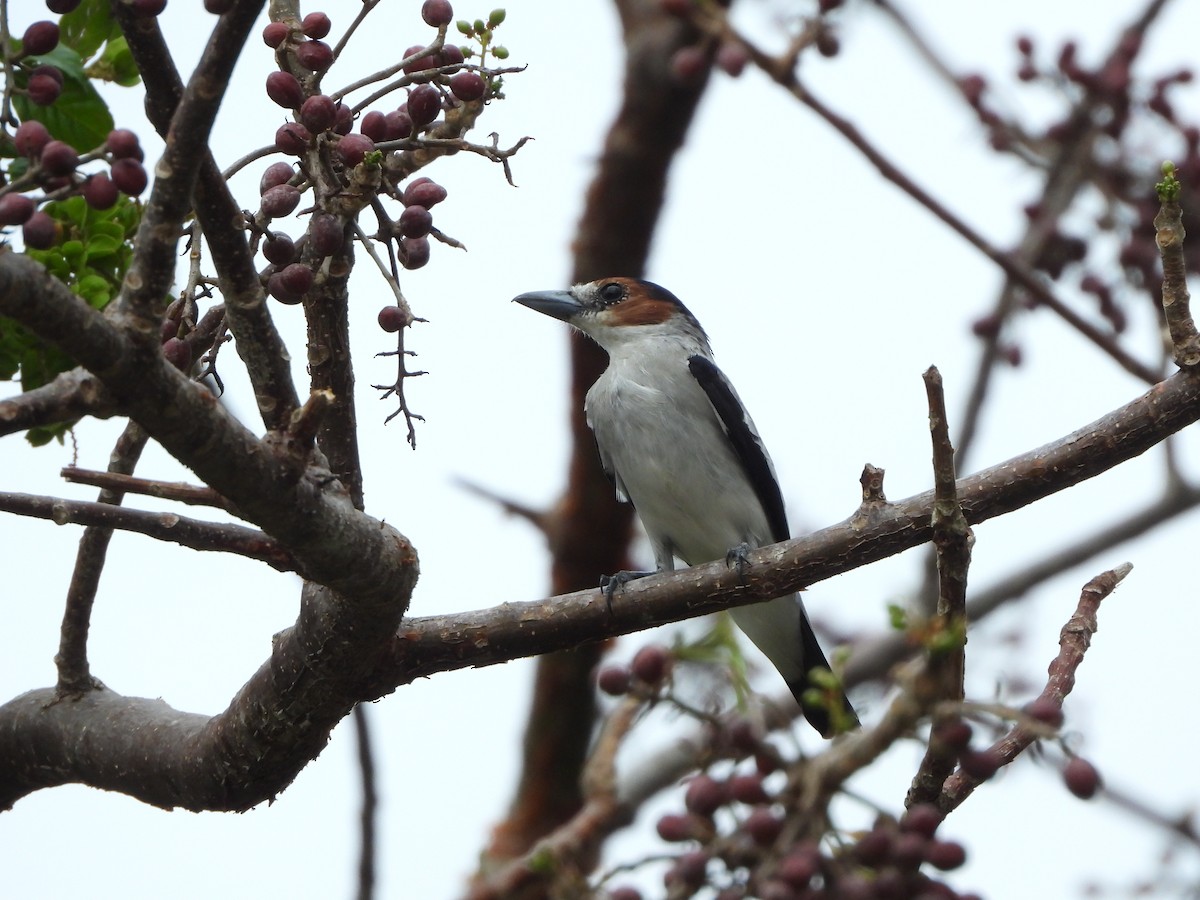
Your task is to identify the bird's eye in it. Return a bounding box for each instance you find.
[599,282,625,304]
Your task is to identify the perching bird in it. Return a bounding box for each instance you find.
[514,277,857,738]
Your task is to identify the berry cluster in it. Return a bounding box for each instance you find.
[2,10,149,252]
[4,121,146,250]
[248,1,509,313]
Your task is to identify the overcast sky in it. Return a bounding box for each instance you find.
[4,1,1200,897]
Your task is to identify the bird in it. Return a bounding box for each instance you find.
[513,276,858,738]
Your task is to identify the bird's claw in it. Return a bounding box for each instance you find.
[599,569,654,613]
[726,542,753,584]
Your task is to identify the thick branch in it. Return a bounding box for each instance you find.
[0,369,115,436]
[377,367,1200,689]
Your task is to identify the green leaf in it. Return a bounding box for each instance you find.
[59,0,120,60]
[26,422,74,447]
[91,36,141,87]
[13,47,114,151]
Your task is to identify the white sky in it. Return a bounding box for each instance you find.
[3,1,1200,897]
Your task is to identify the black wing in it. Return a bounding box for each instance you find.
[687,355,789,544]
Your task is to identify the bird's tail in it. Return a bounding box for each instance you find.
[729,595,858,739]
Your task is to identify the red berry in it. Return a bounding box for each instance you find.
[260,183,301,217]
[336,133,375,166]
[162,337,192,370]
[262,21,290,48]
[275,122,312,155]
[106,128,142,160]
[930,719,973,753]
[22,211,59,249]
[1063,757,1102,800]
[852,828,891,866]
[83,173,119,209]
[406,83,441,127]
[21,21,60,56]
[46,0,83,12]
[299,94,337,132]
[400,236,430,270]
[301,12,331,39]
[26,73,61,106]
[30,64,63,86]
[262,231,296,265]
[110,158,148,195]
[0,194,35,226]
[14,121,51,157]
[889,832,927,868]
[402,178,447,208]
[40,140,78,176]
[421,0,453,27]
[777,846,821,888]
[449,71,486,102]
[266,71,304,109]
[295,39,333,72]
[259,161,295,195]
[267,263,313,303]
[359,110,388,143]
[596,664,631,696]
[397,204,432,238]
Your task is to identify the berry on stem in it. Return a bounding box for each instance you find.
[266,71,304,109]
[0,194,35,227]
[21,21,60,56]
[111,158,148,195]
[422,0,454,27]
[301,12,331,39]
[295,39,333,72]
[15,121,51,157]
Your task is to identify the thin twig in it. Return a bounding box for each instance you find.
[60,468,235,513]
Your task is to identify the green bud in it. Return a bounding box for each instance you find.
[456,19,473,35]
[488,8,506,26]
[473,18,486,33]
[491,44,509,59]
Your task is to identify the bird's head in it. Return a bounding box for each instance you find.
[513,277,708,352]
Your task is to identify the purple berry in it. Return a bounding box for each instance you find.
[260,183,301,217]
[402,44,438,75]
[106,128,142,160]
[204,0,235,12]
[295,39,333,72]
[421,0,453,27]
[359,110,388,143]
[22,211,59,249]
[670,45,708,85]
[684,774,726,817]
[14,121,51,157]
[110,158,148,195]
[262,21,290,48]
[26,73,61,106]
[384,109,414,140]
[631,645,669,685]
[301,11,331,39]
[595,664,631,696]
[162,337,192,370]
[333,103,353,135]
[259,161,295,195]
[129,0,167,15]
[438,44,465,67]
[397,204,432,238]
[299,94,337,132]
[406,83,441,127]
[83,173,119,209]
[449,71,485,101]
[744,809,783,846]
[275,122,312,155]
[262,231,296,265]
[21,21,60,56]
[308,212,344,256]
[716,42,748,77]
[925,840,967,871]
[377,305,411,334]
[266,71,304,109]
[400,178,448,208]
[0,194,35,226]
[1064,757,1102,799]
[40,140,78,176]
[46,0,83,12]
[336,133,374,166]
[400,236,430,270]
[267,263,312,304]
